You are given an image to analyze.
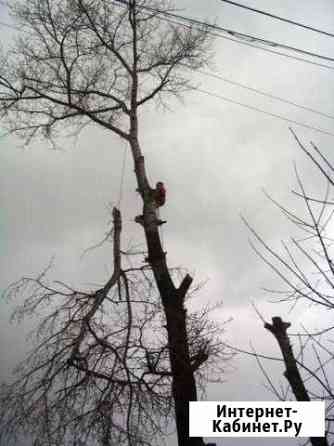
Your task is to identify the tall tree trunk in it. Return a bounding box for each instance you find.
[129,128,205,446]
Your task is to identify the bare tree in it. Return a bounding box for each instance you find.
[0,205,228,446]
[0,1,227,445]
[243,130,334,444]
[244,130,334,314]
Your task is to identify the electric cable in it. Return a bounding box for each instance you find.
[217,0,334,38]
[195,69,334,121]
[114,0,334,63]
[197,88,334,138]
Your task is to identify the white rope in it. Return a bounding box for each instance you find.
[117,141,127,208]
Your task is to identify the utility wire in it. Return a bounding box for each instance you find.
[196,69,334,121]
[1,3,333,136]
[1,1,334,67]
[2,11,332,121]
[218,0,334,38]
[114,0,334,63]
[197,88,334,138]
[162,16,334,71]
[1,6,334,71]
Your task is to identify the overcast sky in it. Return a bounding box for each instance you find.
[1,1,334,445]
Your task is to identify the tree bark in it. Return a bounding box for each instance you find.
[265,317,328,446]
[127,4,205,442]
[129,127,204,445]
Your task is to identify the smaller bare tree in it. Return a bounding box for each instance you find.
[242,130,334,444]
[0,207,230,446]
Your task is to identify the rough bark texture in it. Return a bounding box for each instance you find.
[125,9,205,435]
[130,128,205,446]
[265,317,328,446]
[128,55,204,440]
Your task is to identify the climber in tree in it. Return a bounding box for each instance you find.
[135,181,166,227]
[154,181,166,208]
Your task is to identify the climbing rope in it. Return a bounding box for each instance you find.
[117,140,128,208]
[116,140,165,251]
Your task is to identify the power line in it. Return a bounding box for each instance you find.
[162,16,334,71]
[196,69,334,121]
[218,0,334,38]
[1,6,334,72]
[197,88,334,138]
[0,4,332,137]
[3,11,332,116]
[162,10,334,63]
[114,0,334,63]
[1,6,333,125]
[2,0,334,67]
[1,2,334,130]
